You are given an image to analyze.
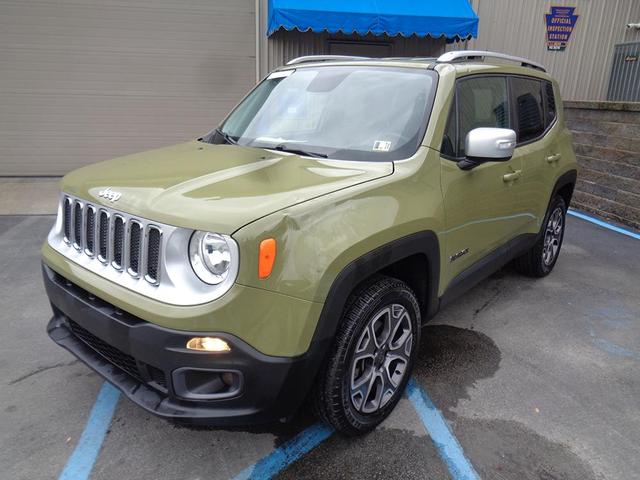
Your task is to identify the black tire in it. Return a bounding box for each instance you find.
[313,275,421,436]
[514,195,567,277]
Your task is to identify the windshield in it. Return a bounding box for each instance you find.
[210,66,437,161]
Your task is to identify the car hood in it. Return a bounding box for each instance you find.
[61,141,393,233]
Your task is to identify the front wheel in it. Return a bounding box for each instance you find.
[313,276,421,436]
[514,195,567,277]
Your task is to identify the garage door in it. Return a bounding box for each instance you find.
[0,0,256,176]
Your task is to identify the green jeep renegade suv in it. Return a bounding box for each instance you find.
[43,51,577,435]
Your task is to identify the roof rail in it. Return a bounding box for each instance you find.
[286,55,369,66]
[436,50,546,72]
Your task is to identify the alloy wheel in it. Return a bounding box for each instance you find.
[349,304,413,414]
[543,206,564,266]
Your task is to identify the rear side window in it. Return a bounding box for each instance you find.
[441,76,510,158]
[511,77,544,143]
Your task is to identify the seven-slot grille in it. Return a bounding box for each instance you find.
[61,196,162,285]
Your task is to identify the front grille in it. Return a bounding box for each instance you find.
[73,201,83,249]
[68,319,143,382]
[85,206,96,255]
[67,319,168,392]
[128,222,142,275]
[112,216,125,269]
[61,195,162,284]
[63,197,72,242]
[146,227,161,283]
[98,210,109,261]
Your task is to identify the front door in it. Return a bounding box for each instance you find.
[439,75,526,289]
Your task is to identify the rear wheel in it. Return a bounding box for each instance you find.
[313,276,420,436]
[514,195,567,277]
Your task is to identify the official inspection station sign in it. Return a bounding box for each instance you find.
[545,6,579,51]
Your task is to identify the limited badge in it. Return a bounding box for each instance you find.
[372,140,392,152]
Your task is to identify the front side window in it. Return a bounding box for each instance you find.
[511,77,545,143]
[215,66,438,161]
[455,76,510,157]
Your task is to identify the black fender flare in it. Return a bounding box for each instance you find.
[289,231,440,412]
[312,230,440,345]
[550,169,577,209]
[538,169,577,239]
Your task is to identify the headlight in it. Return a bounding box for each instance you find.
[189,231,233,284]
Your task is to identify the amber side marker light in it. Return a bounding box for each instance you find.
[186,337,231,352]
[258,238,277,279]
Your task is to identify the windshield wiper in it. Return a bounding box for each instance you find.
[273,144,328,158]
[214,128,238,145]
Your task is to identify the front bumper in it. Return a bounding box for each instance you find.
[43,264,327,425]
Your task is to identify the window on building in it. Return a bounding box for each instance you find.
[328,41,392,58]
[511,77,545,143]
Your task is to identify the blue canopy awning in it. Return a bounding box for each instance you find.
[267,0,479,40]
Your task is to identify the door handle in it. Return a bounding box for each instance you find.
[546,153,562,163]
[503,170,522,182]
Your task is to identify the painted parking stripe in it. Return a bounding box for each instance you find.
[568,209,640,240]
[407,378,480,480]
[232,422,334,480]
[59,382,120,480]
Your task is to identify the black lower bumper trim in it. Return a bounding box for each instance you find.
[43,263,327,426]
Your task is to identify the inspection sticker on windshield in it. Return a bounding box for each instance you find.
[373,140,392,152]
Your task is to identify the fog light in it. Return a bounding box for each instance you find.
[186,337,230,352]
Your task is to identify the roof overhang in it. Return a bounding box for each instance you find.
[267,0,479,40]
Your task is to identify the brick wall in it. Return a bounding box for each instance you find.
[564,101,640,231]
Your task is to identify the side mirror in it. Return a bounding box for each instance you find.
[457,128,517,171]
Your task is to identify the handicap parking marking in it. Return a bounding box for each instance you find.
[406,378,480,480]
[59,382,120,480]
[568,209,640,240]
[58,379,474,480]
[231,422,334,480]
[232,379,477,479]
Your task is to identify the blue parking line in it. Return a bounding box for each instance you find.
[407,378,479,480]
[232,423,334,480]
[568,209,640,240]
[59,382,120,480]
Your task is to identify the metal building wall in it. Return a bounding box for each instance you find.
[607,42,640,101]
[0,0,256,176]
[450,0,640,101]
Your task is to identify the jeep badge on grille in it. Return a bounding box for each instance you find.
[98,187,122,202]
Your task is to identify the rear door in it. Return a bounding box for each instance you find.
[509,76,560,231]
[440,75,524,287]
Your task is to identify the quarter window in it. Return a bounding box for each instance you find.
[511,77,545,143]
[544,81,557,127]
[441,98,457,158]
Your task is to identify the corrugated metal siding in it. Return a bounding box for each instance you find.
[449,0,640,101]
[607,42,640,101]
[0,0,256,176]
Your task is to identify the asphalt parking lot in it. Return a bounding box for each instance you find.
[1,213,639,480]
